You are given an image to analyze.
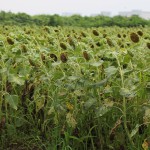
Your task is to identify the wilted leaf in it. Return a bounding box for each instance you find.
[142,139,149,150]
[104,99,114,107]
[66,112,77,128]
[66,102,74,111]
[104,85,113,93]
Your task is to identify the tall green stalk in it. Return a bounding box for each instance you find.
[114,53,135,147]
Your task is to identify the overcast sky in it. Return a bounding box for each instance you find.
[0,0,149,16]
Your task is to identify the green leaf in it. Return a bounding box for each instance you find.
[52,62,61,66]
[68,76,79,81]
[95,105,110,117]
[130,124,140,138]
[8,74,25,85]
[143,108,150,123]
[104,66,118,76]
[66,112,77,128]
[123,54,132,64]
[0,68,7,73]
[90,75,111,88]
[120,88,136,98]
[19,66,31,79]
[35,96,45,112]
[104,85,113,93]
[15,118,25,127]
[5,94,19,110]
[90,60,104,67]
[12,48,19,53]
[146,82,150,91]
[123,69,133,75]
[6,124,16,136]
[120,88,130,96]
[48,106,55,115]
[84,98,97,109]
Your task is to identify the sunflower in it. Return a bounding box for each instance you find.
[130,32,139,43]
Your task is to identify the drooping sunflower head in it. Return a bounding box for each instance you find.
[130,32,139,43]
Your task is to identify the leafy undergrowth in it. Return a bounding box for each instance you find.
[0,25,150,150]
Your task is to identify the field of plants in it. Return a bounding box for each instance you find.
[0,25,150,150]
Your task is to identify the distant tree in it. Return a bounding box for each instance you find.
[0,11,6,20]
[48,14,62,26]
[0,11,149,27]
[128,15,148,27]
[13,13,32,25]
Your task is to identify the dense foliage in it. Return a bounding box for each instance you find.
[0,25,150,149]
[0,11,150,27]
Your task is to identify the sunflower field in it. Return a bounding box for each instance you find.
[0,25,150,150]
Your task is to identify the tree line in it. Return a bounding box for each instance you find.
[0,11,150,27]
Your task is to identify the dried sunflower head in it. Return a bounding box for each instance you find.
[50,53,57,62]
[41,53,46,62]
[21,44,27,52]
[103,33,107,38]
[130,32,139,43]
[81,31,86,37]
[117,34,121,38]
[137,30,143,36]
[60,42,67,50]
[7,37,14,45]
[123,34,126,38]
[147,43,150,49]
[106,38,114,47]
[92,30,99,36]
[60,53,68,63]
[68,37,75,48]
[96,41,101,47]
[83,51,90,61]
